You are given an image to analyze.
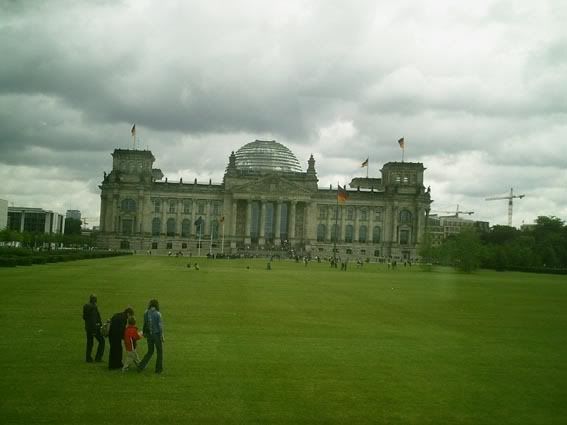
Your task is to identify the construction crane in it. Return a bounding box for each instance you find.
[432,204,474,218]
[485,188,525,227]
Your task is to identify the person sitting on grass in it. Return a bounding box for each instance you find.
[122,316,142,372]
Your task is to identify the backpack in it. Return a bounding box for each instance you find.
[100,320,111,337]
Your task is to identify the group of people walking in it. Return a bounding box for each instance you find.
[82,295,164,374]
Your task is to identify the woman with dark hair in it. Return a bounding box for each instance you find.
[108,306,134,370]
[138,299,164,374]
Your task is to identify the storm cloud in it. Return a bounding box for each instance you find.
[1,0,566,226]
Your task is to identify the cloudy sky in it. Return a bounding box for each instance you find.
[1,0,566,227]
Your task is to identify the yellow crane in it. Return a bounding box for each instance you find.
[485,188,525,227]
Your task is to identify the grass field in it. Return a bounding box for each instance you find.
[1,256,566,424]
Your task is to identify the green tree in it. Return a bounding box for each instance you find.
[64,218,83,235]
[452,229,483,272]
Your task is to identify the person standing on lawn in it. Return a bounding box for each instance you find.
[82,294,105,363]
[108,306,134,370]
[138,299,164,374]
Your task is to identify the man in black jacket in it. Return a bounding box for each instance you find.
[83,294,105,362]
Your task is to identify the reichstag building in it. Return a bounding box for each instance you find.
[98,140,431,260]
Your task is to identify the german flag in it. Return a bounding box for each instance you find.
[361,158,368,167]
[337,184,349,203]
[398,137,405,149]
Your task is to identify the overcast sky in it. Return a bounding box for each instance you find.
[1,0,566,228]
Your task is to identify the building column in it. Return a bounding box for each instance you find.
[415,207,423,244]
[206,200,211,237]
[259,201,266,246]
[176,199,181,237]
[326,207,332,242]
[354,207,359,242]
[100,196,106,233]
[138,193,145,235]
[188,202,195,238]
[245,200,252,245]
[340,205,346,242]
[112,194,119,233]
[368,208,374,243]
[231,200,238,237]
[289,201,296,241]
[274,201,282,246]
[160,199,167,236]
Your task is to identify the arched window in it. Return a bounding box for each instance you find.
[360,208,368,221]
[345,224,354,243]
[400,210,412,224]
[166,218,176,236]
[121,198,136,212]
[152,218,161,236]
[317,224,326,242]
[347,208,354,220]
[359,225,367,243]
[181,219,191,237]
[331,224,339,242]
[373,226,381,243]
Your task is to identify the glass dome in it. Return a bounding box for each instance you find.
[234,140,302,173]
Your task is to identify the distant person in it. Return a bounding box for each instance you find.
[82,294,105,363]
[122,316,142,372]
[138,299,164,374]
[108,307,134,370]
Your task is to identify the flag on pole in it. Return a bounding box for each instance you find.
[219,216,225,223]
[194,216,203,226]
[361,158,368,167]
[398,137,405,149]
[131,124,136,136]
[337,184,349,203]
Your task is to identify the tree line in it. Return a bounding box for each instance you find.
[0,218,96,249]
[422,216,567,273]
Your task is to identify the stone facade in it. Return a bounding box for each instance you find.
[98,141,432,260]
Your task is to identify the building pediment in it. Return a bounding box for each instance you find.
[230,175,314,198]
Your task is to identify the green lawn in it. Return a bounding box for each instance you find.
[1,256,566,424]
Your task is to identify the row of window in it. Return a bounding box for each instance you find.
[150,217,219,238]
[317,224,381,243]
[318,207,413,224]
[316,225,411,245]
[119,198,223,215]
[119,241,198,250]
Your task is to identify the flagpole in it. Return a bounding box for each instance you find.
[334,182,339,266]
[198,225,202,257]
[209,221,213,256]
[131,124,136,150]
[221,221,225,254]
[402,147,404,163]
